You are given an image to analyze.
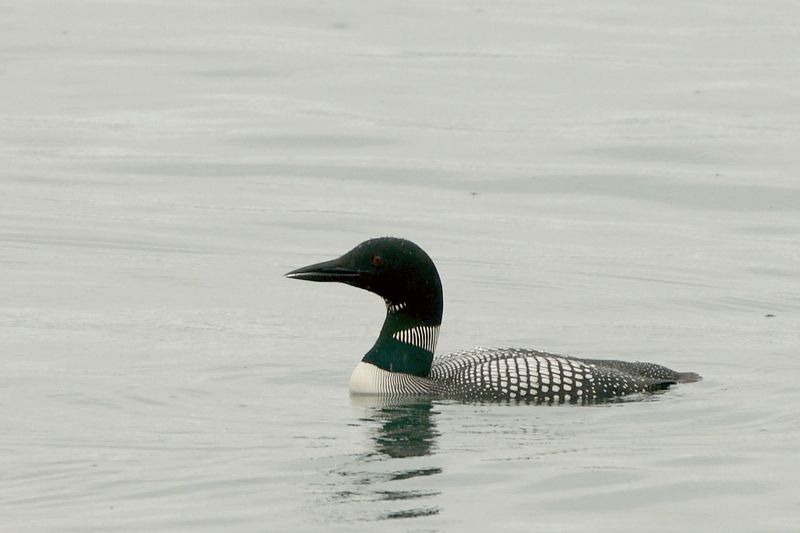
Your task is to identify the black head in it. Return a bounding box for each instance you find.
[286,237,443,325]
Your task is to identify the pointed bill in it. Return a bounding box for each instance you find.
[285,258,363,282]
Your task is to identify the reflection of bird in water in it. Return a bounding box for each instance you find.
[354,396,440,459]
[287,237,701,403]
[327,397,442,521]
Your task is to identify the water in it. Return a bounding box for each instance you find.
[2,1,799,531]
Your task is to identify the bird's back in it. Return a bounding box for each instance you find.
[429,348,689,403]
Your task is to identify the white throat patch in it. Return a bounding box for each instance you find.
[385,301,408,313]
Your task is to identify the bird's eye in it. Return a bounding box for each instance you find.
[371,255,384,267]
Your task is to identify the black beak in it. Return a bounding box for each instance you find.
[285,258,364,283]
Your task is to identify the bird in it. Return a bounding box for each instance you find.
[286,237,701,404]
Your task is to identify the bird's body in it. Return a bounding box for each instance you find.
[350,341,697,404]
[287,237,700,404]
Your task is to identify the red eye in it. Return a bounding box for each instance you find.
[372,255,384,267]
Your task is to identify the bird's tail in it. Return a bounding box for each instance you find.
[675,371,702,383]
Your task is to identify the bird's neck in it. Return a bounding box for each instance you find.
[362,302,440,377]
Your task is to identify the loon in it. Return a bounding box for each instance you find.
[286,237,701,403]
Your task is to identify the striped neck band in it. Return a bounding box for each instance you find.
[392,325,439,354]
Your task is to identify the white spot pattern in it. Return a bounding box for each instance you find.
[427,347,673,404]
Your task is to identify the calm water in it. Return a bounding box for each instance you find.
[2,1,799,531]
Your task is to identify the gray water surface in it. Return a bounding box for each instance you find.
[2,1,799,531]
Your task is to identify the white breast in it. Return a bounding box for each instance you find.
[349,362,433,395]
